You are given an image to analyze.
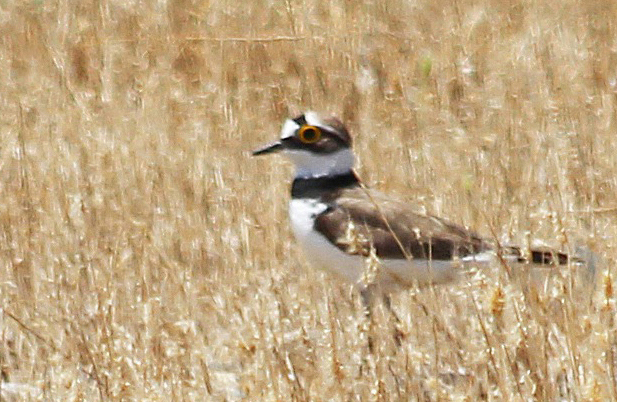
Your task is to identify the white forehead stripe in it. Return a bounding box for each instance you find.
[304,111,323,127]
[280,119,300,139]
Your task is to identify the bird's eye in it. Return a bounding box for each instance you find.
[298,125,321,144]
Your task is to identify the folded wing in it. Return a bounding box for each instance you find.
[314,188,490,261]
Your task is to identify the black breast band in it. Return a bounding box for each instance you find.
[291,172,360,198]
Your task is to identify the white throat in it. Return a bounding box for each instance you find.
[284,148,355,178]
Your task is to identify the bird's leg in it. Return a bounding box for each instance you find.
[382,293,405,346]
[360,285,377,354]
[360,286,405,352]
[360,285,376,318]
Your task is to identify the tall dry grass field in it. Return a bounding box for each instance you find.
[1,0,617,400]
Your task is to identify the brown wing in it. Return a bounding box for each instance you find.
[314,188,490,260]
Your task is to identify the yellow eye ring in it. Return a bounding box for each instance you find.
[298,125,321,144]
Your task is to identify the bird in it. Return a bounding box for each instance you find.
[253,112,581,296]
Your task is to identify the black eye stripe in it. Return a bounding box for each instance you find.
[284,136,342,153]
[320,128,347,145]
[294,127,345,145]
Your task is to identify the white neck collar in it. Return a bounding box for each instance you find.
[283,148,355,179]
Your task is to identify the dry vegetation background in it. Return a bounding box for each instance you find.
[1,0,617,400]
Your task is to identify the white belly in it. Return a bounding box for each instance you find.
[289,199,463,291]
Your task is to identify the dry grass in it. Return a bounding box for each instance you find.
[1,0,617,400]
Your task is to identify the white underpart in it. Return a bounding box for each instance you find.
[289,199,472,291]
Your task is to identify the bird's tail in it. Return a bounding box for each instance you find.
[501,244,600,284]
[503,246,570,265]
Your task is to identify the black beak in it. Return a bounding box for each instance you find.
[252,141,283,156]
